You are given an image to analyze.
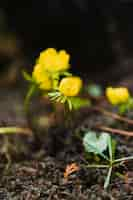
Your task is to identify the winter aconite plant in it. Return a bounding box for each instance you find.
[83,131,133,189]
[106,87,133,114]
[23,48,90,111]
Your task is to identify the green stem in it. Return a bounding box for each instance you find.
[104,166,112,189]
[24,84,36,113]
[114,156,133,163]
[86,164,109,168]
[108,136,113,162]
[0,127,32,136]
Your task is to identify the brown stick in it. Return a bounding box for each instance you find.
[96,125,133,137]
[0,127,33,136]
[93,106,133,125]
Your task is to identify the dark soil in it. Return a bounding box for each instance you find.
[0,87,133,199]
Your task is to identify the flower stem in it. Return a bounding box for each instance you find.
[24,84,36,113]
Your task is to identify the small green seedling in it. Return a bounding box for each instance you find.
[83,131,133,189]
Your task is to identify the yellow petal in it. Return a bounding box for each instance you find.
[59,77,82,97]
[106,87,130,105]
[32,64,52,90]
[38,48,70,73]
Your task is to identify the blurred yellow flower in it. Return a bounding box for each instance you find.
[38,48,70,72]
[59,77,82,97]
[32,64,52,90]
[106,87,130,105]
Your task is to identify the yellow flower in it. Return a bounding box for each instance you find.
[56,50,70,71]
[32,64,52,90]
[106,87,130,105]
[38,48,70,72]
[59,77,82,97]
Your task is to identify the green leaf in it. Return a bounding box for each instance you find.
[48,91,60,97]
[67,99,73,111]
[22,70,33,82]
[83,131,110,160]
[61,71,72,77]
[48,91,61,100]
[118,103,127,114]
[87,84,103,97]
[119,97,133,114]
[60,96,67,103]
[70,97,91,110]
[56,96,64,102]
[48,92,90,111]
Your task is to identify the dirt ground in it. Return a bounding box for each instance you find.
[0,86,133,200]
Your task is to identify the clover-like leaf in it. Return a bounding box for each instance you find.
[83,131,110,160]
